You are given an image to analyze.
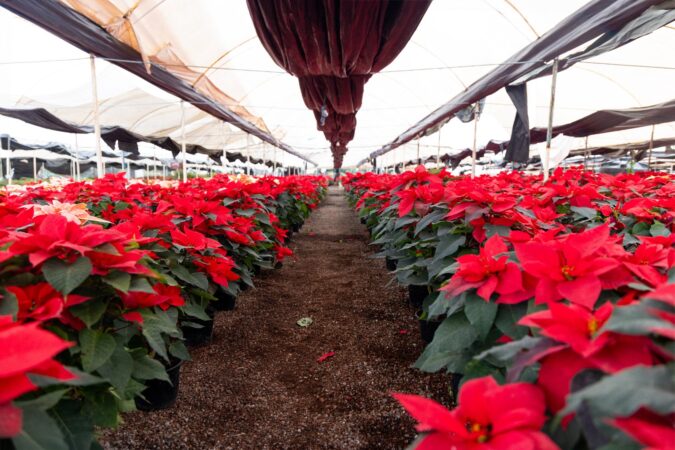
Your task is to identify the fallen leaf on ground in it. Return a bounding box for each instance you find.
[317,351,335,363]
[296,317,313,327]
[399,329,409,335]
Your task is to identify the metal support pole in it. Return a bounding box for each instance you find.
[437,128,442,169]
[219,121,228,175]
[117,141,125,177]
[544,58,559,182]
[390,148,395,173]
[1,140,5,183]
[262,142,267,174]
[280,149,285,176]
[648,125,655,170]
[416,140,420,164]
[181,101,187,182]
[33,156,37,180]
[471,112,480,179]
[246,134,252,176]
[153,146,157,179]
[74,134,81,181]
[90,55,104,178]
[4,134,12,184]
[273,146,277,176]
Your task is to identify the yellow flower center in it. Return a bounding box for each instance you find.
[467,422,490,443]
[588,317,599,335]
[561,265,575,280]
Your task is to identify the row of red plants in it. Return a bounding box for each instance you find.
[343,167,674,450]
[0,173,327,450]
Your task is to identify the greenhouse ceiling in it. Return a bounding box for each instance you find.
[0,0,674,169]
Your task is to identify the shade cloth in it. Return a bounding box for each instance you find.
[567,137,675,158]
[1,0,674,168]
[388,136,675,171]
[370,0,667,159]
[0,89,296,166]
[247,0,431,167]
[518,5,675,84]
[0,0,315,165]
[530,98,675,142]
[504,84,530,163]
[1,134,71,154]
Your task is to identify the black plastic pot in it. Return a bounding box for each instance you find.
[450,373,463,400]
[285,230,294,242]
[212,289,237,311]
[291,223,301,233]
[181,308,215,347]
[136,360,183,411]
[360,217,366,225]
[385,257,397,272]
[408,285,429,308]
[417,311,442,344]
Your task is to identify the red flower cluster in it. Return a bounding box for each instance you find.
[0,317,74,437]
[441,235,527,303]
[395,376,557,449]
[344,167,675,449]
[0,173,327,443]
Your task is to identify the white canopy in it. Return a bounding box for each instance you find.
[1,1,673,168]
[0,148,74,161]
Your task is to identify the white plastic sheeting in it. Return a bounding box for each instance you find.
[11,89,278,161]
[1,1,673,168]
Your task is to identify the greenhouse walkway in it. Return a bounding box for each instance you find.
[101,186,446,450]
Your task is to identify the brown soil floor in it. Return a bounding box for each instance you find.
[101,186,449,450]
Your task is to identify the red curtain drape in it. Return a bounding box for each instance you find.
[247,0,431,167]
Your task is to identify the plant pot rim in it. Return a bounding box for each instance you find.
[165,358,186,371]
[415,309,443,323]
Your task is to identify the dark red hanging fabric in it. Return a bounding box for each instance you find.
[247,0,431,167]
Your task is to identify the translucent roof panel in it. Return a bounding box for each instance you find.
[1,0,673,168]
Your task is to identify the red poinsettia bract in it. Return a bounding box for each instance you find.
[520,303,657,414]
[5,283,88,323]
[515,224,633,309]
[441,235,529,303]
[394,376,558,449]
[120,284,185,311]
[610,410,675,450]
[0,316,75,437]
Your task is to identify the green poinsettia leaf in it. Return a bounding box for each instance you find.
[42,257,92,295]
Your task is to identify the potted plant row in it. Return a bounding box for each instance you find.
[0,173,327,450]
[344,167,675,449]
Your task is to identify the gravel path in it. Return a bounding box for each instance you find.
[101,186,448,450]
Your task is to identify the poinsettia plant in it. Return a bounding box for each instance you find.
[0,173,327,450]
[344,167,675,449]
[0,210,184,448]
